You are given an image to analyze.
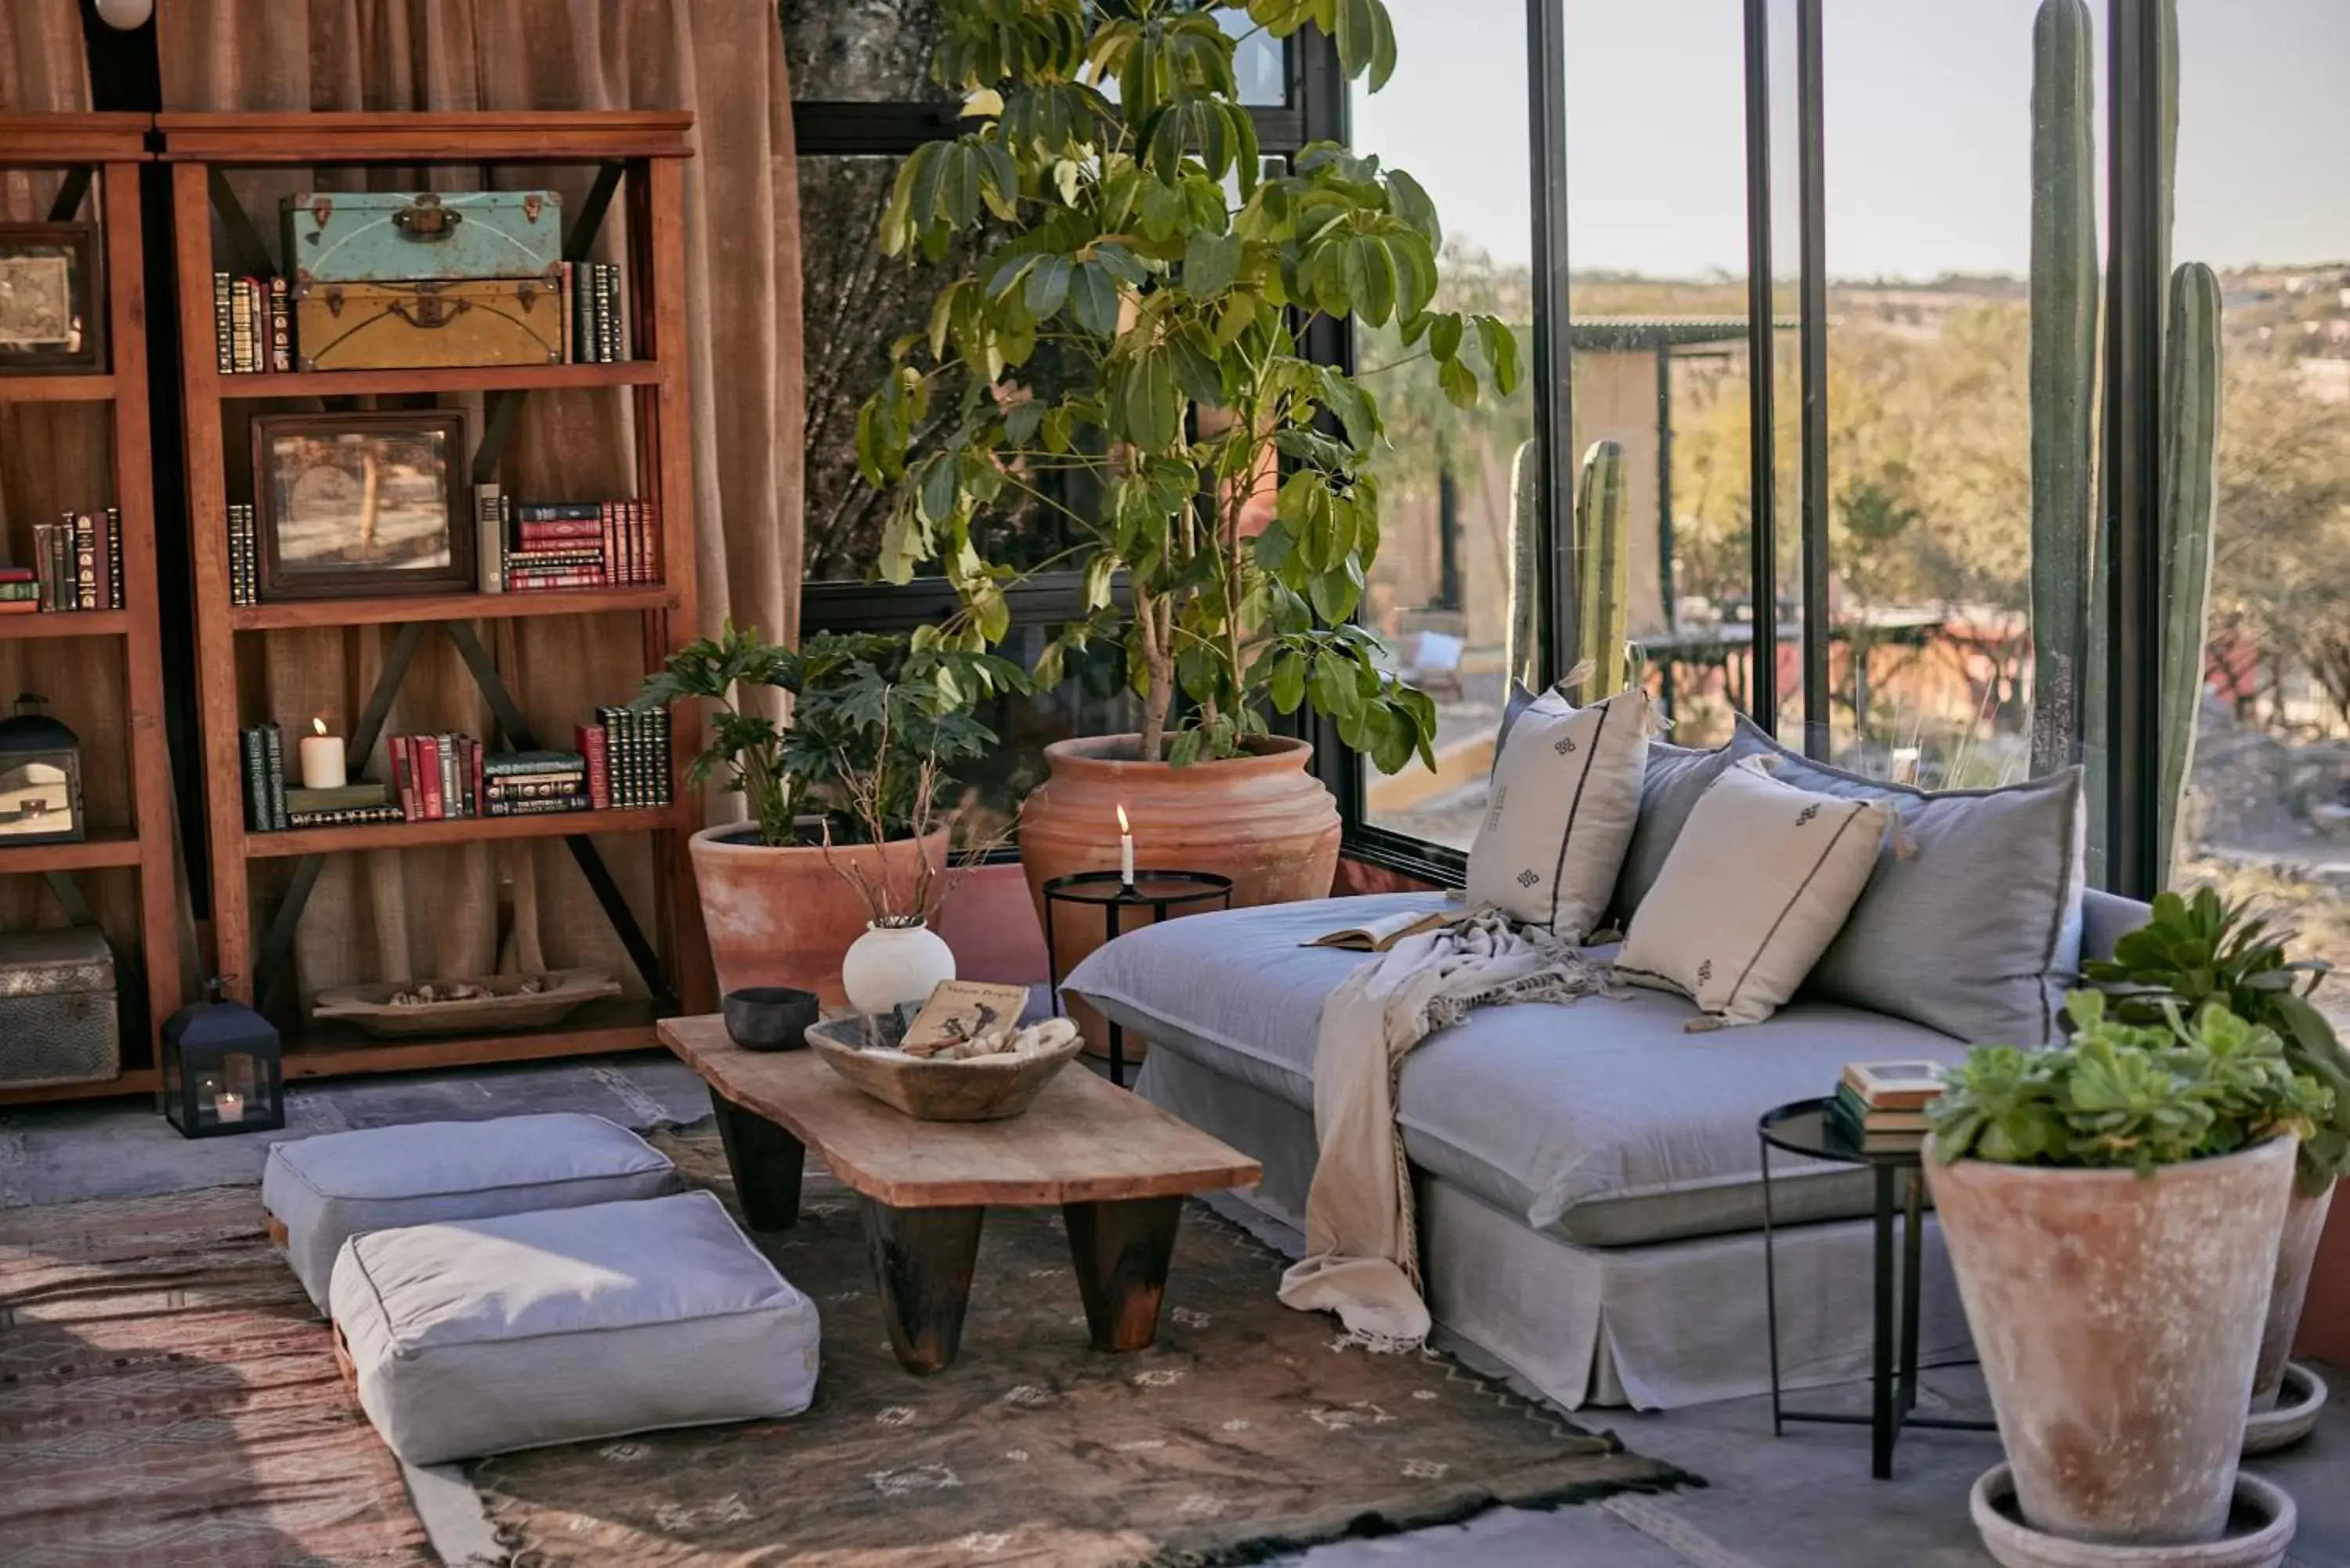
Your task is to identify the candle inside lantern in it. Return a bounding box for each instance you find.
[298,716,347,789]
[1117,803,1135,887]
[215,1089,245,1125]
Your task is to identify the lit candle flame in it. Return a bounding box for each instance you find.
[1116,804,1130,833]
[312,717,329,736]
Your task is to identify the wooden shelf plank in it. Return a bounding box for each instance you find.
[232,587,675,630]
[0,374,117,403]
[0,609,129,641]
[0,114,150,168]
[212,361,656,399]
[0,829,143,875]
[0,1068,160,1108]
[244,805,680,860]
[282,1001,661,1079]
[158,110,693,164]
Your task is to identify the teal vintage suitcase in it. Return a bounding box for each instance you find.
[282,190,563,286]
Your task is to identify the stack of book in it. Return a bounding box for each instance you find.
[1828,1060,1946,1154]
[14,511,125,613]
[286,782,401,829]
[227,503,260,606]
[390,733,486,821]
[212,273,293,374]
[238,722,288,829]
[563,261,629,363]
[588,706,673,808]
[473,486,662,593]
[483,750,592,817]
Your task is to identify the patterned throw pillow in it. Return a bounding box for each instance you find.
[1466,687,1650,939]
[1615,757,1889,1025]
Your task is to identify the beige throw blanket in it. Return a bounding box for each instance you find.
[1278,909,1622,1349]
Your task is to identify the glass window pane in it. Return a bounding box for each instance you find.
[948,623,1140,842]
[780,1,942,101]
[1350,0,1535,851]
[1566,1,1755,749]
[2174,0,2350,992]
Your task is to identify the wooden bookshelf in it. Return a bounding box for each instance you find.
[162,110,710,1080]
[0,114,180,1104]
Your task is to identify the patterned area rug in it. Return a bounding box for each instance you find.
[0,1186,432,1567]
[470,1127,1696,1567]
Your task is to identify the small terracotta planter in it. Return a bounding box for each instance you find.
[1018,733,1340,1060]
[1925,1133,2297,1548]
[689,825,947,1008]
[2251,1181,2334,1409]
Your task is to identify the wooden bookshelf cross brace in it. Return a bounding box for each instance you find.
[251,618,674,1010]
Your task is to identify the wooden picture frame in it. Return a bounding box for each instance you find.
[251,410,475,599]
[0,221,104,374]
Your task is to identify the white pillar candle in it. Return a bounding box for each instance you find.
[215,1089,245,1125]
[1117,803,1135,885]
[299,716,347,789]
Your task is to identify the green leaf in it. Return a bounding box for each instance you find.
[1318,370,1379,453]
[1167,728,1203,768]
[1068,261,1119,338]
[1427,311,1463,363]
[1184,230,1243,297]
[1024,254,1072,318]
[1384,168,1441,246]
[1168,327,1226,410]
[1477,314,1523,395]
[1438,355,1479,409]
[918,457,960,525]
[1268,649,1307,712]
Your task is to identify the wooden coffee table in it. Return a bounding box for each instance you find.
[660,1016,1263,1375]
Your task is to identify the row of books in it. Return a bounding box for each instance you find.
[565,262,631,363]
[237,713,674,832]
[212,274,293,375]
[475,486,662,593]
[7,511,126,615]
[226,503,260,606]
[1827,1060,1943,1153]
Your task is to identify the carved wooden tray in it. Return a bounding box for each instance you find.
[309,969,621,1038]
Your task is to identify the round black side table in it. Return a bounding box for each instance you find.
[1040,870,1234,1087]
[1758,1097,1994,1479]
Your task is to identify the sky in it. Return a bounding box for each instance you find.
[1346,0,2350,282]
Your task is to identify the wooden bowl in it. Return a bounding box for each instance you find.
[803,1013,1083,1122]
[309,969,621,1038]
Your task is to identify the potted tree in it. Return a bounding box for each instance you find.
[639,626,1018,1006]
[2083,887,2350,1436]
[853,0,1520,929]
[1925,992,2332,1561]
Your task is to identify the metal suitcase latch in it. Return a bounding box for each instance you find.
[392,195,464,240]
[389,287,466,331]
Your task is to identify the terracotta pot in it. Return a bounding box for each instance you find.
[689,824,948,1008]
[1019,734,1340,1060]
[2252,1181,2335,1409]
[1925,1134,2297,1548]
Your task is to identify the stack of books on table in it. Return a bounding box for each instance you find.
[238,729,404,831]
[473,486,663,594]
[1827,1060,1947,1154]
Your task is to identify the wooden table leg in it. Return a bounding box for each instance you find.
[709,1086,804,1230]
[1065,1194,1183,1353]
[863,1200,985,1375]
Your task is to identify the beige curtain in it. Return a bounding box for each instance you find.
[0,2,203,1010]
[157,0,801,1004]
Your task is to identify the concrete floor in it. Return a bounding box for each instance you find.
[5,1053,2345,1568]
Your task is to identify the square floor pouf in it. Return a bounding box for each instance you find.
[263,1112,681,1310]
[330,1190,821,1465]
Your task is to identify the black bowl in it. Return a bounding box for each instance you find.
[722,986,821,1052]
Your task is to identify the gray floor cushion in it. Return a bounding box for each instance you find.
[1065,892,1972,1245]
[331,1190,820,1465]
[263,1111,680,1310]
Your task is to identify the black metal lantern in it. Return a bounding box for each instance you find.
[0,693,83,846]
[163,979,284,1137]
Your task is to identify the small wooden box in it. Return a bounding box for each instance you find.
[295,278,563,372]
[282,190,562,286]
[0,927,119,1090]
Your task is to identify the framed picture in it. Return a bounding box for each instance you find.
[251,411,475,599]
[0,222,103,374]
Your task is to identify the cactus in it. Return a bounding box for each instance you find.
[1505,437,1541,691]
[1574,439,1631,698]
[2155,262,2221,885]
[2027,0,2099,781]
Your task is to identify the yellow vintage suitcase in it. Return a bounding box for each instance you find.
[294,278,563,372]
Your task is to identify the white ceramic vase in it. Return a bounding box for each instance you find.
[841,920,956,1016]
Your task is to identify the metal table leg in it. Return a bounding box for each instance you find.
[1761,1133,1784,1436]
[1871,1162,1896,1479]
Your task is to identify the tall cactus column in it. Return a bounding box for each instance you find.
[2027,0,2099,780]
[1574,439,1631,698]
[2156,262,2222,886]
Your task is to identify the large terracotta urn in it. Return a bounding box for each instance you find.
[1925,1134,2296,1548]
[689,825,947,1008]
[1020,734,1340,1060]
[2253,1181,2335,1408]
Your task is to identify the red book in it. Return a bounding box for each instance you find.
[0,601,39,615]
[643,500,661,584]
[392,737,417,820]
[575,724,611,810]
[417,735,444,820]
[515,520,604,543]
[470,738,485,819]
